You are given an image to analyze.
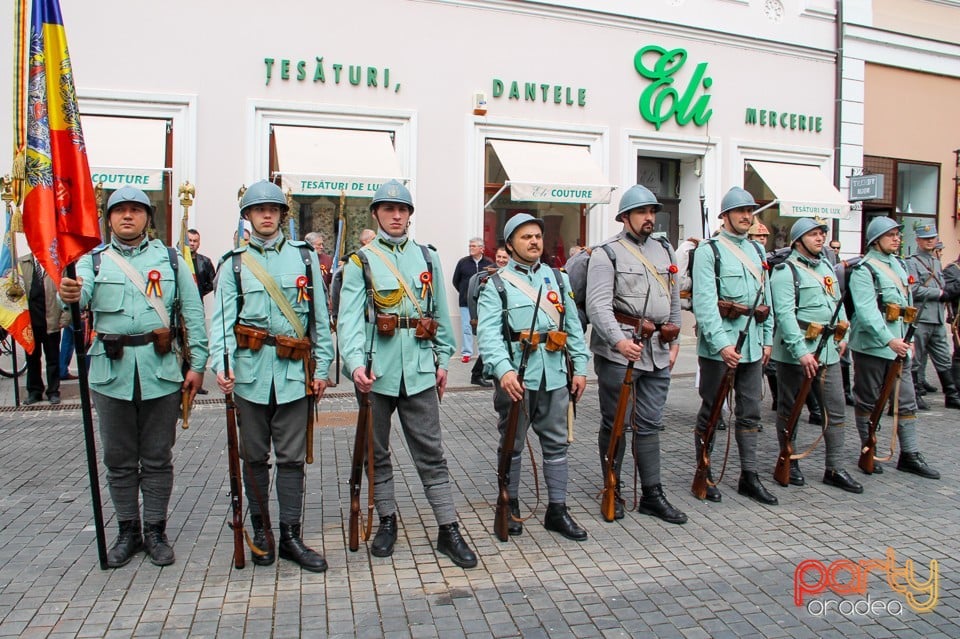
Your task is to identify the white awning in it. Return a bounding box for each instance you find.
[747,160,850,219]
[81,115,169,191]
[488,139,614,205]
[272,126,404,197]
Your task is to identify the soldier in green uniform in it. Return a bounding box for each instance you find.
[849,216,940,479]
[907,221,960,410]
[210,180,334,572]
[58,186,208,568]
[477,213,590,540]
[585,186,686,524]
[338,180,477,568]
[691,187,777,505]
[770,218,861,493]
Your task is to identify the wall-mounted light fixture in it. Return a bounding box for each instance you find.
[954,149,959,220]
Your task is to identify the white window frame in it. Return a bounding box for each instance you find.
[467,116,611,245]
[247,101,416,232]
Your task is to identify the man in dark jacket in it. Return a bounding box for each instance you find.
[451,237,493,372]
[186,229,216,299]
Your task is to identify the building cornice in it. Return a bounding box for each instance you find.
[844,23,960,78]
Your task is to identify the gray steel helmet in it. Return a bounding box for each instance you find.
[107,186,153,215]
[616,184,662,221]
[789,217,829,245]
[719,186,757,217]
[239,180,289,217]
[370,179,414,213]
[913,220,938,239]
[865,216,903,246]
[504,213,544,243]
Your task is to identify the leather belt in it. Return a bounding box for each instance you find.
[614,311,663,332]
[97,332,156,346]
[395,317,421,329]
[509,330,550,343]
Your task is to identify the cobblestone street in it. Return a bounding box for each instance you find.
[0,367,958,638]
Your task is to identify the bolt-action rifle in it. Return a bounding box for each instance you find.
[773,295,846,486]
[692,286,765,500]
[600,294,650,522]
[858,304,921,474]
[494,285,542,542]
[221,298,246,569]
[348,314,376,552]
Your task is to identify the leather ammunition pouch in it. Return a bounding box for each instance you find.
[414,316,439,341]
[802,321,824,340]
[544,330,567,352]
[275,334,311,362]
[376,313,398,336]
[659,322,681,344]
[718,300,748,319]
[834,320,849,342]
[754,305,771,323]
[99,334,125,360]
[235,324,270,351]
[883,303,917,324]
[98,329,172,360]
[152,328,173,355]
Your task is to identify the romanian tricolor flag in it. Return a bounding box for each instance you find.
[0,216,34,355]
[21,0,101,286]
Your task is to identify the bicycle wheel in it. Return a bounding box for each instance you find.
[0,335,28,378]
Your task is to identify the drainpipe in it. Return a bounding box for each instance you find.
[833,0,844,240]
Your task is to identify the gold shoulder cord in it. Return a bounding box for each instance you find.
[350,253,405,310]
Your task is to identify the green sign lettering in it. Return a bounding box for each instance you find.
[489,79,587,108]
[264,56,401,93]
[744,107,823,134]
[634,45,712,130]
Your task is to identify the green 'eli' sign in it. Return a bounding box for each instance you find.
[634,45,713,130]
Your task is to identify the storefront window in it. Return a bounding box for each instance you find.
[269,125,405,260]
[743,165,782,252]
[484,142,589,267]
[862,156,939,256]
[636,156,680,246]
[81,115,173,244]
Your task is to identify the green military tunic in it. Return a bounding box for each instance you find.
[76,237,208,401]
[476,259,589,390]
[338,236,456,397]
[771,251,847,366]
[209,234,334,404]
[848,248,911,360]
[692,230,772,363]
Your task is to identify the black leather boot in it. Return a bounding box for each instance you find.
[543,503,588,541]
[896,452,941,480]
[371,514,397,557]
[789,459,805,486]
[437,522,477,568]
[705,468,721,503]
[913,372,930,410]
[936,370,960,409]
[637,484,687,524]
[250,514,275,566]
[279,522,327,572]
[737,472,778,505]
[921,379,938,394]
[107,520,143,568]
[143,520,175,566]
[823,468,863,494]
[766,373,778,411]
[507,499,522,536]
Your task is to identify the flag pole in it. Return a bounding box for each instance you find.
[18,0,108,569]
[67,261,108,569]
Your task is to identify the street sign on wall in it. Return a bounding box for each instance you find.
[849,174,884,202]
